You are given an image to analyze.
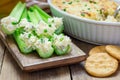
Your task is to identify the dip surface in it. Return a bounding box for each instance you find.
[52,0,119,22]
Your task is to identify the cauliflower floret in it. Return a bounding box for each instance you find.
[48,17,63,28]
[35,21,56,36]
[19,18,33,32]
[1,16,18,34]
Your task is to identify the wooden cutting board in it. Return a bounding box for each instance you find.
[0,30,86,72]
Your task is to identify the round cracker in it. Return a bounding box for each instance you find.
[106,45,120,60]
[85,53,118,77]
[89,46,107,56]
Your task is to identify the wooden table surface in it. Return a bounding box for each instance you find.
[0,38,120,80]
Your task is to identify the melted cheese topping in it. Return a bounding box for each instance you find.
[52,0,118,21]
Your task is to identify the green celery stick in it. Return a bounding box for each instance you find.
[52,34,71,55]
[54,25,64,34]
[29,6,43,21]
[33,5,51,23]
[13,5,33,54]
[36,47,54,58]
[1,2,25,35]
[34,9,43,21]
[10,2,22,17]
[21,8,27,19]
[10,2,25,21]
[33,5,51,18]
[29,6,35,12]
[28,9,53,38]
[28,10,39,25]
[33,5,64,34]
[53,45,71,55]
[28,6,43,24]
[13,28,33,54]
[35,38,54,58]
[28,8,54,58]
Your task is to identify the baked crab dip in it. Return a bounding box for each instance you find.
[52,0,120,22]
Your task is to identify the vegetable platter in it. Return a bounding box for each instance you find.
[0,2,86,71]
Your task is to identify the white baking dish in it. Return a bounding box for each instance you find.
[48,0,120,45]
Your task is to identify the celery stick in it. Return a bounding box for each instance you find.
[33,5,64,34]
[28,11,39,25]
[34,9,43,21]
[16,3,26,21]
[21,8,27,19]
[33,5,51,18]
[33,5,51,22]
[28,9,43,25]
[1,2,25,35]
[10,2,22,17]
[36,47,54,58]
[29,6,43,23]
[13,28,33,54]
[13,8,33,54]
[10,2,25,21]
[55,25,64,34]
[28,7,54,58]
[29,6,35,12]
[53,45,71,55]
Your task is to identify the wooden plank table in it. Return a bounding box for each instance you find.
[0,38,120,80]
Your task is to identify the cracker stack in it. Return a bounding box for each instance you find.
[85,45,120,77]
